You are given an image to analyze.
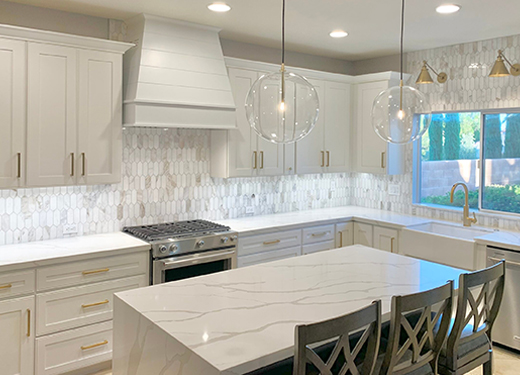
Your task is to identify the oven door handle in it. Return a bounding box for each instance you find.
[159,249,237,270]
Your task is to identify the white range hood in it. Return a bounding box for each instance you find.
[123,14,236,129]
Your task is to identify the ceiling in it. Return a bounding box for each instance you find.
[6,0,520,61]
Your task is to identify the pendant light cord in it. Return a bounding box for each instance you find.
[282,0,285,66]
[400,0,405,81]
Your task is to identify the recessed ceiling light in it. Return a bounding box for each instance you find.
[207,3,231,12]
[330,30,348,38]
[436,4,461,14]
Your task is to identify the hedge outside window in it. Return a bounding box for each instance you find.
[413,110,520,215]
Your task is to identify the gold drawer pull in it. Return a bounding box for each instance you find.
[81,340,108,350]
[0,283,12,290]
[82,268,109,275]
[82,299,109,308]
[263,239,281,245]
[311,232,327,237]
[17,153,22,178]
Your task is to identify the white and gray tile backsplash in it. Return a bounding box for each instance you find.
[1,33,520,246]
[349,33,520,232]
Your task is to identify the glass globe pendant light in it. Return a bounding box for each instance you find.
[245,0,319,144]
[371,0,432,144]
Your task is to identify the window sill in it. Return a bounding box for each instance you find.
[412,203,520,220]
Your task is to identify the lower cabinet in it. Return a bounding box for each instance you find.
[335,222,354,247]
[353,222,373,247]
[238,246,301,268]
[36,321,112,375]
[373,226,399,253]
[0,296,35,375]
[303,240,335,255]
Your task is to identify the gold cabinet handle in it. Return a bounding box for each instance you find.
[81,340,108,350]
[263,239,281,245]
[326,151,330,167]
[82,299,109,308]
[339,231,343,247]
[321,151,325,167]
[82,268,109,275]
[381,152,386,169]
[391,237,395,253]
[260,151,264,169]
[81,152,86,176]
[0,283,12,290]
[311,232,327,237]
[17,153,21,178]
[27,309,31,337]
[253,151,257,169]
[71,152,75,176]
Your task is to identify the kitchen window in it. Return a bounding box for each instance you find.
[413,109,520,215]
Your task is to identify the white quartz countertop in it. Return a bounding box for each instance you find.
[115,245,465,374]
[215,206,431,235]
[0,232,150,272]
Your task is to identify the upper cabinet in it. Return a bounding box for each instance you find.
[211,58,352,178]
[0,24,132,189]
[352,73,408,175]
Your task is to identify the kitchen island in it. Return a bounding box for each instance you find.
[113,245,465,375]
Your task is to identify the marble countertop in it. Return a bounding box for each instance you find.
[215,206,432,236]
[115,245,465,374]
[0,232,150,272]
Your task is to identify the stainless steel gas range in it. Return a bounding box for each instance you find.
[123,220,238,285]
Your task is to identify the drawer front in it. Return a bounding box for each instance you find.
[238,246,301,268]
[37,252,148,291]
[36,320,112,375]
[36,275,148,336]
[239,229,302,257]
[302,225,335,245]
[0,269,35,299]
[303,240,336,255]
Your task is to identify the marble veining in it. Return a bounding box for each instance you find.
[114,246,465,375]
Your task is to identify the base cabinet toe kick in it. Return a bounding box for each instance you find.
[0,251,149,375]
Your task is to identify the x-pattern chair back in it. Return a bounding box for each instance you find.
[445,261,505,369]
[294,301,381,375]
[380,281,453,375]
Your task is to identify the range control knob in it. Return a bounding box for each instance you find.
[221,236,229,244]
[197,240,205,248]
[159,245,168,254]
[230,235,238,242]
[169,244,179,253]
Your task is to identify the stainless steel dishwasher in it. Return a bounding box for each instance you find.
[487,245,520,350]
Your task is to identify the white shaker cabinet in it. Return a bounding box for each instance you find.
[27,43,77,187]
[0,295,35,375]
[373,226,399,253]
[336,221,354,248]
[295,80,351,174]
[353,222,373,247]
[77,50,123,185]
[353,73,407,175]
[211,67,284,178]
[0,38,25,189]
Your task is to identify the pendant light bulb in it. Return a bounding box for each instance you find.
[245,0,319,144]
[371,0,431,144]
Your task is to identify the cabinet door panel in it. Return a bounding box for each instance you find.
[336,221,354,248]
[238,246,301,268]
[78,50,122,185]
[295,79,324,174]
[0,296,34,375]
[0,38,25,188]
[324,81,350,172]
[353,222,373,247]
[356,81,387,174]
[302,240,335,255]
[227,68,257,177]
[27,43,77,187]
[373,226,398,253]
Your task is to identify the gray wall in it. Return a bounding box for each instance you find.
[0,1,109,39]
[352,54,402,75]
[220,38,355,75]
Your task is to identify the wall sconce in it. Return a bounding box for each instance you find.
[416,61,448,84]
[489,50,520,77]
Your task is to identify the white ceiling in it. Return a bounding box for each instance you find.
[6,0,520,60]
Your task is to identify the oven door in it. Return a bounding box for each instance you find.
[153,248,237,285]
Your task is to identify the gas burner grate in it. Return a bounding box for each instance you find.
[123,220,231,241]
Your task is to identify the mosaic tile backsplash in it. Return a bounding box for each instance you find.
[349,33,520,232]
[2,33,520,246]
[0,128,350,245]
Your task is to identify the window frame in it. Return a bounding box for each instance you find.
[413,107,520,218]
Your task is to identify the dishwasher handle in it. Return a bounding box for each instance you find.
[488,256,520,267]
